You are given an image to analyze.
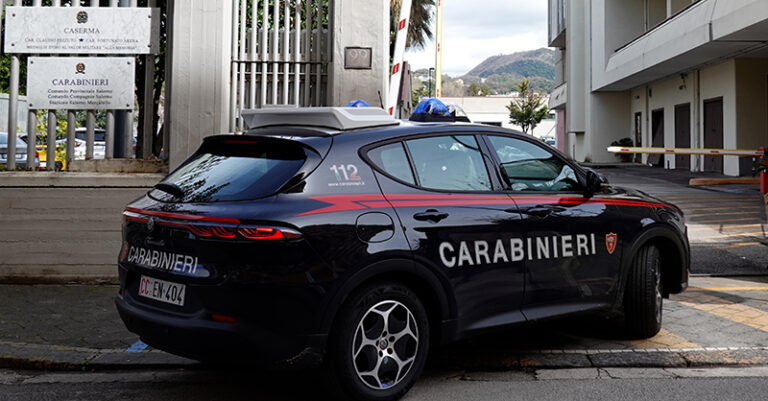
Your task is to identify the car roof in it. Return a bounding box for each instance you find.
[242,119,527,141]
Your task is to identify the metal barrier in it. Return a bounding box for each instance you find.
[607,146,764,157]
[229,0,332,131]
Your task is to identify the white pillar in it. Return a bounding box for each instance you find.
[167,0,233,169]
[328,0,389,107]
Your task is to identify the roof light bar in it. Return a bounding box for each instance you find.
[241,107,399,131]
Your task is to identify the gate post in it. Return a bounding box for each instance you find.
[166,0,234,170]
[328,0,389,108]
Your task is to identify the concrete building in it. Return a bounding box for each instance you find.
[440,96,557,140]
[549,0,768,175]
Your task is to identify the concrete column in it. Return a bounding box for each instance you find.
[328,0,389,108]
[166,0,233,170]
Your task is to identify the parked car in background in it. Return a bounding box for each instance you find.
[542,136,557,147]
[75,128,107,159]
[0,132,36,170]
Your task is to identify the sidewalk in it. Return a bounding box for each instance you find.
[4,277,768,372]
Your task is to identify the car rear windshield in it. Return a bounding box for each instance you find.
[150,139,309,203]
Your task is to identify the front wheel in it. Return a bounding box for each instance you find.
[325,282,429,401]
[624,244,663,338]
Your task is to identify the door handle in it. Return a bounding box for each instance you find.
[413,209,449,222]
[525,205,566,217]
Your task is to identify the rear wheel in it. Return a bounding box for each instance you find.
[624,244,663,338]
[325,282,429,401]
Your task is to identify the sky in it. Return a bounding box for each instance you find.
[404,0,549,77]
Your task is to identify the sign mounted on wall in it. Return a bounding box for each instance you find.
[27,57,136,110]
[4,6,160,54]
[344,47,372,70]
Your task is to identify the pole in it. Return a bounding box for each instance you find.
[435,0,443,99]
[386,0,412,116]
[428,67,434,98]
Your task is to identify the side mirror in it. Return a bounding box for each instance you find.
[585,169,607,197]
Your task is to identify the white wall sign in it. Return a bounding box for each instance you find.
[4,6,159,54]
[27,57,136,110]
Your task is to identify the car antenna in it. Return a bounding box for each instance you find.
[377,90,384,109]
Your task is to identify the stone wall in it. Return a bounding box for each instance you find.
[0,173,162,283]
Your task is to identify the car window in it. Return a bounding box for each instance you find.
[487,135,579,192]
[405,135,491,191]
[151,139,309,203]
[367,142,415,185]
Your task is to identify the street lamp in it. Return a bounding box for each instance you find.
[428,67,435,98]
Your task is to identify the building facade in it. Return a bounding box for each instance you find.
[549,0,768,175]
[440,96,556,140]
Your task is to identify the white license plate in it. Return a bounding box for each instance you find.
[138,275,186,306]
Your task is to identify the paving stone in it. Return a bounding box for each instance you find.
[683,350,768,367]
[519,353,593,369]
[589,352,688,368]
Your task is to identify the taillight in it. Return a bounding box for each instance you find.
[123,208,300,241]
[211,226,236,239]
[239,227,284,240]
[186,225,213,238]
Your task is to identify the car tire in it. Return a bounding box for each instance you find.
[624,244,663,339]
[324,282,429,401]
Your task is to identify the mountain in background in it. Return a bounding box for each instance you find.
[462,48,556,94]
[411,48,557,97]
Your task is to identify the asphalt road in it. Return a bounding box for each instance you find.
[3,368,768,401]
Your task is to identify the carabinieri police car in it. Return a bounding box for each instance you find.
[116,100,689,401]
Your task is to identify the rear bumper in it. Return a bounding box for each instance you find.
[115,293,326,368]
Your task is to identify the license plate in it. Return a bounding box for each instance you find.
[138,275,186,306]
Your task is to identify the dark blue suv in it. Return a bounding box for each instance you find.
[116,106,689,401]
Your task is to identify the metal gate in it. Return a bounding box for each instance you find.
[229,0,332,131]
[3,0,161,171]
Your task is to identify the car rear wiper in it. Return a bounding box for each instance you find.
[153,182,185,198]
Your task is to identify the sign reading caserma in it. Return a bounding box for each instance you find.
[27,57,135,110]
[4,6,159,54]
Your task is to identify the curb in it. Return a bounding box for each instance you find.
[434,347,768,371]
[0,341,197,372]
[5,340,768,373]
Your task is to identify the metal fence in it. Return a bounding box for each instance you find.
[4,0,157,172]
[229,0,332,131]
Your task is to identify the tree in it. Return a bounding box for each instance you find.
[506,80,549,135]
[466,82,491,97]
[390,0,435,54]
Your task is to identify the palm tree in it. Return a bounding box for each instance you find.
[390,0,435,51]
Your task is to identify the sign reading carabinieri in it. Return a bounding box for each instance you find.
[4,7,159,54]
[27,57,135,110]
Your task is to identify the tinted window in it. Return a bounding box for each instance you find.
[405,135,491,191]
[488,136,579,192]
[367,142,415,184]
[151,139,308,203]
